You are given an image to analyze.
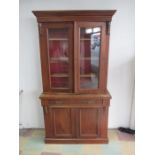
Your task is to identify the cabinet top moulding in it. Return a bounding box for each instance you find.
[32,10,116,22]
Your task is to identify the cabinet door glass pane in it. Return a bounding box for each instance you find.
[48,28,70,90]
[80,27,101,89]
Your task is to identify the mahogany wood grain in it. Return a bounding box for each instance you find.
[33,10,116,144]
[79,108,99,138]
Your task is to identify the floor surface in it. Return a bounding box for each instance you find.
[19,129,135,155]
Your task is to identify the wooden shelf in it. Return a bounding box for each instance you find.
[80,38,101,41]
[50,57,69,62]
[50,74,69,77]
[80,73,96,78]
[49,38,68,41]
[51,73,96,78]
[51,87,69,90]
[80,57,99,60]
[80,38,91,41]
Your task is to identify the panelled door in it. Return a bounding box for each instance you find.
[48,107,76,138]
[77,108,101,138]
[46,104,105,139]
[75,22,107,93]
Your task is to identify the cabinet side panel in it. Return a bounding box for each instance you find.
[100,100,110,139]
[42,100,53,138]
[38,24,50,91]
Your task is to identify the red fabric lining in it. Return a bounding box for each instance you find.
[50,63,69,73]
[50,77,69,87]
[49,40,68,58]
[48,40,91,88]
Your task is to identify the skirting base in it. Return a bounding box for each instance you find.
[45,138,109,144]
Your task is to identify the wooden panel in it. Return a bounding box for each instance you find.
[100,106,109,139]
[79,108,99,138]
[51,108,75,138]
[38,24,50,92]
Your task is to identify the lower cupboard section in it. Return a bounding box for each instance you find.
[41,98,110,144]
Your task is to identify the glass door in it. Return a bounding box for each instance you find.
[45,23,73,92]
[75,22,106,93]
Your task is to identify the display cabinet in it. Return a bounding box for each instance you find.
[33,10,116,143]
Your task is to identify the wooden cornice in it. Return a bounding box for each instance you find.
[32,10,116,22]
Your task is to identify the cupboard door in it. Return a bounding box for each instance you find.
[40,23,73,92]
[49,108,75,138]
[75,22,107,93]
[78,108,100,138]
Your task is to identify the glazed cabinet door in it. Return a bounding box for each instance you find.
[75,22,107,93]
[39,23,73,92]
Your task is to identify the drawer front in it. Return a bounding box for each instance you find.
[41,98,109,107]
[48,99,103,107]
[49,99,70,105]
[74,99,102,104]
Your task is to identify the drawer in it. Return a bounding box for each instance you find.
[47,99,104,108]
[41,97,109,107]
[49,100,69,104]
[74,99,102,105]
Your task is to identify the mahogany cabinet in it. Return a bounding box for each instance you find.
[33,10,116,143]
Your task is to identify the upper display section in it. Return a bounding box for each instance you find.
[32,10,116,22]
[33,10,116,93]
